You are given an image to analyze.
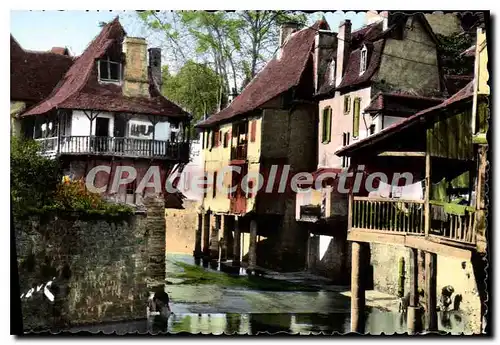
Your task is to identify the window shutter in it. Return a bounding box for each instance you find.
[250,121,257,142]
[327,108,332,142]
[344,96,351,114]
[353,98,360,138]
[322,107,332,143]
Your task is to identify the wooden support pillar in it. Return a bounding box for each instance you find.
[194,213,203,258]
[307,233,319,271]
[424,152,431,236]
[202,211,211,258]
[210,215,221,261]
[233,216,241,266]
[248,219,257,271]
[407,248,421,335]
[351,241,366,333]
[424,252,438,331]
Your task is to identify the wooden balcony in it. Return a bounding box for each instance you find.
[231,144,247,161]
[349,196,477,259]
[36,136,190,162]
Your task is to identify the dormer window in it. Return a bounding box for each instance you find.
[329,60,336,85]
[360,45,368,75]
[98,56,122,83]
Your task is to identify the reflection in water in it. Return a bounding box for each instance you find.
[68,311,468,334]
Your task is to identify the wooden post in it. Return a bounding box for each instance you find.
[351,241,366,333]
[407,248,421,334]
[424,252,438,331]
[233,216,241,266]
[202,211,211,259]
[248,219,257,271]
[424,152,431,237]
[348,191,354,231]
[194,213,203,259]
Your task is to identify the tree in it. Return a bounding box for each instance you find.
[162,61,222,132]
[136,11,306,108]
[437,32,475,76]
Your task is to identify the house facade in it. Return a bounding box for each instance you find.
[295,13,449,282]
[194,20,332,272]
[335,25,488,334]
[12,18,191,205]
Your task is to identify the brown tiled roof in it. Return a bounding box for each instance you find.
[196,20,329,128]
[364,92,444,115]
[11,35,74,103]
[336,81,474,156]
[50,47,70,55]
[22,18,190,119]
[444,74,474,95]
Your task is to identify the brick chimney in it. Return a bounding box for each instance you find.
[148,48,162,89]
[123,37,149,98]
[314,30,337,92]
[335,20,352,87]
[279,21,300,48]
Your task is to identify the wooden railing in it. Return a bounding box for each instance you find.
[231,144,247,161]
[351,196,477,246]
[36,136,189,161]
[352,197,425,234]
[429,203,476,245]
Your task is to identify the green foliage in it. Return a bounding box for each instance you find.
[11,137,134,218]
[162,60,222,130]
[437,32,475,76]
[11,137,61,215]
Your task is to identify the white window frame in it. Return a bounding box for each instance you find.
[359,45,368,75]
[98,56,122,84]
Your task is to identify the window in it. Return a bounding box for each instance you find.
[360,45,367,75]
[129,121,154,139]
[321,107,332,144]
[343,95,351,114]
[353,97,361,138]
[342,132,351,168]
[250,121,257,142]
[223,132,229,148]
[170,131,177,142]
[213,171,218,198]
[329,60,336,85]
[98,56,122,82]
[369,124,376,135]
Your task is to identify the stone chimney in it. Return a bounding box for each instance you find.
[279,22,300,48]
[148,48,162,90]
[314,30,337,92]
[123,37,150,98]
[335,20,352,87]
[227,87,238,104]
[366,11,389,31]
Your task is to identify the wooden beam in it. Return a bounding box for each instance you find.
[347,229,406,246]
[377,151,426,157]
[405,235,471,260]
[424,152,431,236]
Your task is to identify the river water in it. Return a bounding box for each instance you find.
[66,254,469,335]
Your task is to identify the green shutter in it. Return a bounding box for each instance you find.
[353,98,360,138]
[322,107,332,143]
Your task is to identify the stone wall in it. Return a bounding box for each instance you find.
[15,197,166,332]
[369,243,412,296]
[165,200,198,255]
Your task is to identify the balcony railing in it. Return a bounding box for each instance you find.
[36,136,189,161]
[351,196,477,246]
[352,197,425,234]
[231,144,247,161]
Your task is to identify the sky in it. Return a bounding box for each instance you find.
[11,10,367,56]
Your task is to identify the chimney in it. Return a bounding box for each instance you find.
[335,20,352,87]
[148,48,162,90]
[123,37,150,98]
[279,22,300,48]
[227,87,238,104]
[314,30,337,92]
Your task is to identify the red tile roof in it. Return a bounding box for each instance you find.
[50,47,70,55]
[11,35,74,103]
[22,18,190,120]
[196,20,329,128]
[444,74,474,95]
[364,92,444,115]
[336,81,474,156]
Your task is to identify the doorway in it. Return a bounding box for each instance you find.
[95,117,110,152]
